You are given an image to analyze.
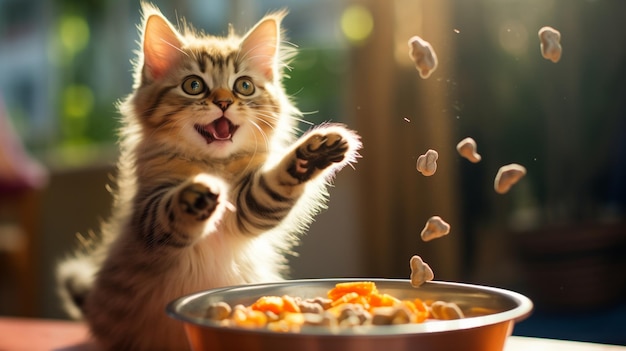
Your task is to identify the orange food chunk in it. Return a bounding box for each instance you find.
[251,296,285,315]
[401,300,418,314]
[403,300,429,323]
[246,310,269,327]
[369,293,401,308]
[353,295,371,310]
[413,298,428,312]
[281,295,301,313]
[328,281,378,300]
[231,308,268,328]
[330,292,360,307]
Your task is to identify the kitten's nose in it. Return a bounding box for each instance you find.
[212,88,234,111]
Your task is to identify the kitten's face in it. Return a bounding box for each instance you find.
[131,6,289,159]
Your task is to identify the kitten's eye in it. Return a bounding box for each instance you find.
[234,77,255,96]
[182,75,206,95]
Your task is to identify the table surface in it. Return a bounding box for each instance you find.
[1,317,625,351]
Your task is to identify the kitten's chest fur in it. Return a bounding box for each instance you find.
[113,147,280,284]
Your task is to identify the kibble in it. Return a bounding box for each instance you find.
[538,26,562,63]
[305,297,333,310]
[337,303,372,325]
[205,301,231,320]
[410,255,435,287]
[429,301,465,320]
[494,163,526,194]
[456,137,481,163]
[302,311,337,328]
[408,36,438,79]
[296,299,325,314]
[371,305,412,325]
[420,216,450,242]
[416,149,439,176]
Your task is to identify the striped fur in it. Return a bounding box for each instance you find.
[56,3,360,351]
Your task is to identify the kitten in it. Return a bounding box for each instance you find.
[56,3,361,350]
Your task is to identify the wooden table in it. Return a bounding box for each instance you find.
[1,317,624,351]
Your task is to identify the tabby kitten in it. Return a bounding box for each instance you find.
[56,3,361,350]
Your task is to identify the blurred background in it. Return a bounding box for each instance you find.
[0,0,624,345]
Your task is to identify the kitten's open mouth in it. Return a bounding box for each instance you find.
[194,117,239,144]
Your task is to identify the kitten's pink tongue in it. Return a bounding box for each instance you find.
[208,117,231,140]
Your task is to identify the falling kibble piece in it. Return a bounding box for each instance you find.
[416,149,439,176]
[494,163,527,194]
[456,137,481,163]
[410,255,434,288]
[538,26,562,63]
[408,36,438,79]
[420,216,451,242]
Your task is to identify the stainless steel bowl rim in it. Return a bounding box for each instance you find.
[166,278,533,337]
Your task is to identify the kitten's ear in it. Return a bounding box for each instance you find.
[240,13,285,81]
[141,7,184,81]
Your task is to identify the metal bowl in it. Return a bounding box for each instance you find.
[167,278,532,351]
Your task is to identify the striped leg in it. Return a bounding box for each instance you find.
[235,126,360,234]
[132,174,226,248]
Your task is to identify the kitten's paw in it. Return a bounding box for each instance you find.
[289,128,357,182]
[178,182,219,221]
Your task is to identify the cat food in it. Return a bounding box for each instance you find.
[409,255,434,287]
[371,305,412,325]
[204,281,465,332]
[416,149,439,176]
[420,216,450,242]
[456,137,482,163]
[494,163,527,194]
[408,36,438,79]
[538,26,562,63]
[429,301,464,320]
[205,301,232,320]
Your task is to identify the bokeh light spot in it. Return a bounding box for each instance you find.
[341,5,374,45]
[498,20,529,57]
[63,84,94,119]
[59,15,90,55]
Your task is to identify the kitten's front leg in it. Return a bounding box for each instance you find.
[135,174,228,248]
[234,124,360,234]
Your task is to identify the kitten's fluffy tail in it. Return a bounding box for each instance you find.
[56,252,97,320]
